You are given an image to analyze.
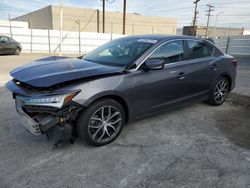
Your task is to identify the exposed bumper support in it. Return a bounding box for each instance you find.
[15,100,82,136]
[16,101,42,135]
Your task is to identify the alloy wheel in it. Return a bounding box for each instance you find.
[15,49,20,55]
[214,79,228,103]
[88,105,122,144]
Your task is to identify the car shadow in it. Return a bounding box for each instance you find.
[213,93,250,149]
[0,54,16,56]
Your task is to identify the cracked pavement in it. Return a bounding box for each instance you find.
[0,55,250,188]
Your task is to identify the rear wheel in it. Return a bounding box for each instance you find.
[208,77,229,106]
[76,99,125,146]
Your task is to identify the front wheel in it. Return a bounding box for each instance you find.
[208,77,230,106]
[76,99,125,146]
[14,48,21,55]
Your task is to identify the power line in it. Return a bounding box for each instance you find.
[135,6,194,14]
[80,10,97,32]
[220,14,250,16]
[0,8,27,12]
[210,1,250,5]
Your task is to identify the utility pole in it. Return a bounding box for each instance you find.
[97,9,100,33]
[205,4,214,38]
[102,0,105,33]
[122,0,126,35]
[101,0,115,33]
[8,14,13,38]
[59,0,63,56]
[192,0,200,36]
[213,11,223,37]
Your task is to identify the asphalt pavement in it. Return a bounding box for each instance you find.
[0,54,250,188]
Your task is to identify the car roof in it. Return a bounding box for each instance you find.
[123,34,201,42]
[0,35,11,39]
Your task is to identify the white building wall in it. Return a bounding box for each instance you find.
[0,19,28,28]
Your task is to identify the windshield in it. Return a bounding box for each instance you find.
[83,38,157,67]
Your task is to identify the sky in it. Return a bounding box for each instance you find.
[0,0,249,30]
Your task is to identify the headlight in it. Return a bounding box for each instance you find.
[16,90,80,108]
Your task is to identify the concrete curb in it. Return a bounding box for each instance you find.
[0,81,7,87]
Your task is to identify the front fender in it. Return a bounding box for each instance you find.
[80,90,129,107]
[71,74,135,121]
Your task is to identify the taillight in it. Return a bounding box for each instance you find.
[231,59,237,67]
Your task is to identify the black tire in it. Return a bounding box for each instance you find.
[208,76,230,106]
[14,48,21,55]
[76,99,125,146]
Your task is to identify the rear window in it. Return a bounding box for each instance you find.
[8,37,16,42]
[187,40,214,59]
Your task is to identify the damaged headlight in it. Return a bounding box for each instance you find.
[16,90,80,108]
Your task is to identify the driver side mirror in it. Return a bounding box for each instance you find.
[143,59,165,71]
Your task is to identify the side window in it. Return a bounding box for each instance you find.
[8,37,15,43]
[187,40,213,59]
[148,40,184,64]
[0,36,10,43]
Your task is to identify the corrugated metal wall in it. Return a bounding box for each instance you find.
[214,35,250,56]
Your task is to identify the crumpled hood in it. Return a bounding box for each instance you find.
[10,56,124,87]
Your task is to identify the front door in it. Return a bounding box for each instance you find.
[130,40,189,116]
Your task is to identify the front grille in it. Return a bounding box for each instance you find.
[23,105,59,114]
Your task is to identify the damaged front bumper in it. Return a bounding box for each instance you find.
[16,100,42,135]
[15,98,82,137]
[6,80,83,140]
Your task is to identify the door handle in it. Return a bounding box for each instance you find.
[178,72,186,80]
[211,64,218,70]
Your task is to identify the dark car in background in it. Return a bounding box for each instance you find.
[6,35,237,146]
[0,36,22,55]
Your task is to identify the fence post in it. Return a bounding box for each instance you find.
[225,37,230,54]
[48,29,51,53]
[30,29,33,53]
[79,22,81,56]
[110,23,113,41]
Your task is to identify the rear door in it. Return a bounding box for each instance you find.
[183,39,218,96]
[0,36,13,54]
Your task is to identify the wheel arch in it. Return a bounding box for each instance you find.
[220,73,232,91]
[83,92,130,123]
[210,73,233,91]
